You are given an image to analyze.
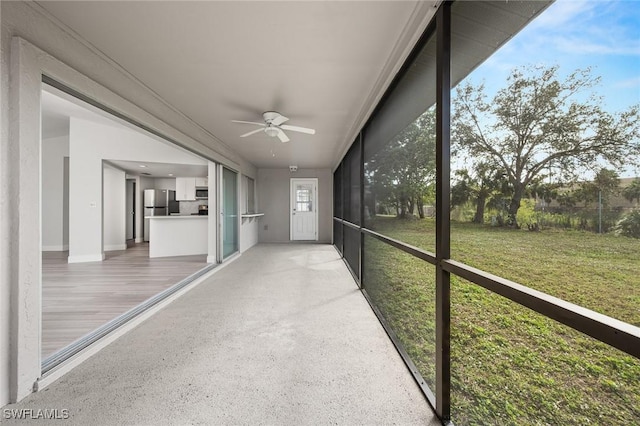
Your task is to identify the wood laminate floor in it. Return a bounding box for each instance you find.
[42,243,209,359]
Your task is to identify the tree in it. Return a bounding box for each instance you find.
[453,64,640,228]
[578,168,620,208]
[369,109,436,219]
[451,163,508,223]
[622,178,640,206]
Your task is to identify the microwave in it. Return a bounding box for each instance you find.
[195,188,208,199]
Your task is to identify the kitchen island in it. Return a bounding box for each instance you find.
[146,215,208,258]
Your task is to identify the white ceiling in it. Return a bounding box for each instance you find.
[35,1,437,169]
[107,160,208,179]
[41,87,127,138]
[42,88,210,179]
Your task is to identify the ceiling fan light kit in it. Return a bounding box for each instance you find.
[232,111,315,143]
[264,126,279,138]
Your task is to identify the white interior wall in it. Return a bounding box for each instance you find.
[153,178,176,191]
[63,157,69,248]
[68,117,208,263]
[103,164,126,251]
[68,119,104,262]
[41,134,69,251]
[257,168,332,243]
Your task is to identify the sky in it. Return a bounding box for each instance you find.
[464,0,640,113]
[456,0,640,177]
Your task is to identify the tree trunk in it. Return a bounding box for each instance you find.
[398,193,407,218]
[473,194,486,224]
[417,198,425,219]
[408,197,415,217]
[507,184,524,228]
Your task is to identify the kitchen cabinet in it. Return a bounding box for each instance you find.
[195,177,208,187]
[176,177,196,201]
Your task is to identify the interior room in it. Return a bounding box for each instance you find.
[40,87,221,362]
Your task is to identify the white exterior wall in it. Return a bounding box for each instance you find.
[257,168,332,244]
[240,174,259,252]
[0,0,8,409]
[0,1,258,405]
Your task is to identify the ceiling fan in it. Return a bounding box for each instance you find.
[232,111,315,143]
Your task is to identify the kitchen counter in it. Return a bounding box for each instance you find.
[147,215,208,258]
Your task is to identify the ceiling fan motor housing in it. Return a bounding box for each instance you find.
[263,111,281,123]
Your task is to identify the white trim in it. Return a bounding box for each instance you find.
[290,178,319,241]
[9,37,43,403]
[67,254,106,263]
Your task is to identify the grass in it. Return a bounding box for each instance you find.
[363,217,640,425]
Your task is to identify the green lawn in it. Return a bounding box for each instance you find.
[363,217,640,425]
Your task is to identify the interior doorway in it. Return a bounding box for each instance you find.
[290,178,318,241]
[126,178,136,242]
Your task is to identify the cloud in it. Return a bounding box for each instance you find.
[525,0,640,57]
[614,76,640,89]
[529,0,596,29]
[553,36,640,55]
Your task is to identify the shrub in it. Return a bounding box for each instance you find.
[613,210,640,238]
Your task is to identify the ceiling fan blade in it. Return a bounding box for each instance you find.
[280,124,316,135]
[276,128,290,143]
[232,120,265,126]
[272,114,289,126]
[240,128,265,138]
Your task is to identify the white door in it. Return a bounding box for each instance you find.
[291,178,318,241]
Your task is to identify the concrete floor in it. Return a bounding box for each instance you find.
[3,244,439,425]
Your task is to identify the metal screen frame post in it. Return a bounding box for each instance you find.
[359,132,365,288]
[435,1,452,422]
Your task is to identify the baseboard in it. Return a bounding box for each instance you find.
[42,245,69,252]
[135,237,143,243]
[206,255,217,264]
[67,253,105,263]
[104,244,127,251]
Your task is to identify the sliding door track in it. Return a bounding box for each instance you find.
[41,263,217,375]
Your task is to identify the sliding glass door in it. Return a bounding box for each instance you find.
[222,166,238,259]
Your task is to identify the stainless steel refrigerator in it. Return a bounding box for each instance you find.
[144,189,179,242]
